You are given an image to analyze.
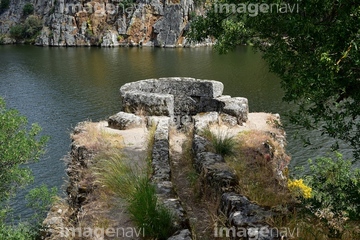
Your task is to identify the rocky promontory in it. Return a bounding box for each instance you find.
[42,77,290,239]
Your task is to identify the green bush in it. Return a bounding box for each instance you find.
[0,223,36,240]
[0,0,10,13]
[22,3,34,16]
[0,97,47,202]
[304,152,360,220]
[297,152,360,238]
[0,97,53,239]
[9,15,42,42]
[9,24,25,40]
[26,184,57,226]
[200,128,236,157]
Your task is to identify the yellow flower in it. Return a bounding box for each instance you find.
[288,178,312,199]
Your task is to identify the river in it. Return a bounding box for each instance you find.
[0,45,352,220]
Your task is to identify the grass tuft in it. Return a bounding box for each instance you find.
[94,153,175,239]
[128,177,174,240]
[200,127,236,157]
[94,153,140,199]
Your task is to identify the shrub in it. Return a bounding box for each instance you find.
[287,178,312,199]
[25,184,57,226]
[304,152,360,220]
[23,15,42,39]
[9,24,25,40]
[0,223,36,240]
[9,15,42,42]
[200,128,236,157]
[0,0,10,13]
[22,3,34,16]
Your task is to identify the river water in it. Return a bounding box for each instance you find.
[0,45,352,220]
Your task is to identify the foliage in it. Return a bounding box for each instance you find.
[128,177,175,240]
[25,184,58,226]
[287,178,312,199]
[94,153,138,199]
[303,152,360,221]
[0,97,54,239]
[22,3,34,16]
[189,0,360,159]
[9,15,42,42]
[0,0,10,13]
[0,97,48,203]
[0,223,37,240]
[94,153,175,239]
[200,128,236,157]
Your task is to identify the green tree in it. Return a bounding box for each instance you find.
[0,97,48,204]
[189,0,360,159]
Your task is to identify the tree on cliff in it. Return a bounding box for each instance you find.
[0,97,48,212]
[189,0,360,159]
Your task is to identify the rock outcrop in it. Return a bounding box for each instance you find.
[0,0,212,47]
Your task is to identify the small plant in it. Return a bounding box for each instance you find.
[186,169,199,187]
[94,153,139,199]
[287,178,312,199]
[290,152,360,238]
[200,127,236,157]
[0,223,36,240]
[128,177,174,240]
[23,3,34,16]
[94,153,175,239]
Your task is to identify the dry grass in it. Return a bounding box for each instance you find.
[168,126,223,239]
[227,129,360,240]
[226,130,292,207]
[71,121,123,152]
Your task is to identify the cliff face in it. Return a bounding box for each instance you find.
[0,0,210,47]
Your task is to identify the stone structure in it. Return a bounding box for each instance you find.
[150,116,191,237]
[120,77,249,125]
[42,78,288,240]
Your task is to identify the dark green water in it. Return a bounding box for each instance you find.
[0,45,351,220]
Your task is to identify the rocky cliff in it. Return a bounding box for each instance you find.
[0,0,211,47]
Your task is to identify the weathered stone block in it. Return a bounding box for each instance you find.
[216,96,249,124]
[192,135,209,154]
[108,111,143,130]
[220,192,277,240]
[122,91,174,116]
[193,112,219,131]
[194,152,224,173]
[120,78,225,117]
